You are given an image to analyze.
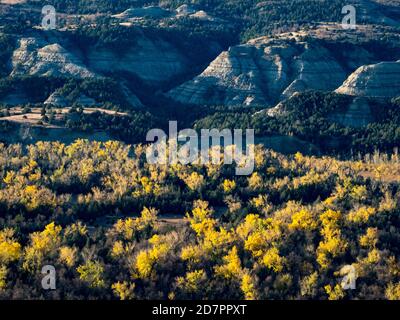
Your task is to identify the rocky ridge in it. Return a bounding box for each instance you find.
[9,31,193,86]
[167,37,366,107]
[11,37,95,78]
[335,61,400,98]
[86,34,190,86]
[168,23,400,107]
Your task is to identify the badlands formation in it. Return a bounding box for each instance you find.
[11,38,95,78]
[336,61,400,98]
[168,38,347,106]
[3,22,400,111]
[168,35,400,107]
[10,33,191,85]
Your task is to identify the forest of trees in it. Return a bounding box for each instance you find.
[194,92,400,156]
[0,140,399,299]
[22,0,350,41]
[0,77,139,110]
[1,91,399,155]
[63,109,160,144]
[0,34,14,77]
[0,0,398,302]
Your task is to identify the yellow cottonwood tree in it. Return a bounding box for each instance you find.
[111,241,126,259]
[111,207,158,241]
[0,228,21,265]
[249,195,271,215]
[350,185,368,201]
[222,179,236,193]
[317,209,347,269]
[135,251,154,279]
[181,245,203,266]
[214,246,242,279]
[64,221,88,238]
[3,171,15,185]
[289,209,317,231]
[59,246,78,267]
[23,222,62,272]
[325,284,345,300]
[241,273,257,300]
[236,214,264,240]
[182,172,205,192]
[263,247,285,272]
[135,234,172,279]
[77,260,105,288]
[202,227,235,253]
[300,272,318,297]
[386,283,400,300]
[176,269,207,294]
[112,281,135,300]
[248,172,263,190]
[139,176,161,195]
[347,207,376,224]
[239,216,281,259]
[187,200,216,236]
[359,228,378,248]
[363,249,381,265]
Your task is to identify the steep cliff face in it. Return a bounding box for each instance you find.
[11,37,95,78]
[335,61,400,98]
[9,32,192,86]
[5,21,400,109]
[167,38,351,107]
[86,35,189,85]
[4,30,207,107]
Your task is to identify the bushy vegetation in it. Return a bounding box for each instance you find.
[0,1,398,302]
[63,109,161,144]
[25,0,349,41]
[0,76,137,110]
[194,92,400,155]
[56,78,135,110]
[0,141,399,299]
[0,77,65,103]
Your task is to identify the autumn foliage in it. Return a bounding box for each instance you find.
[0,140,399,300]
